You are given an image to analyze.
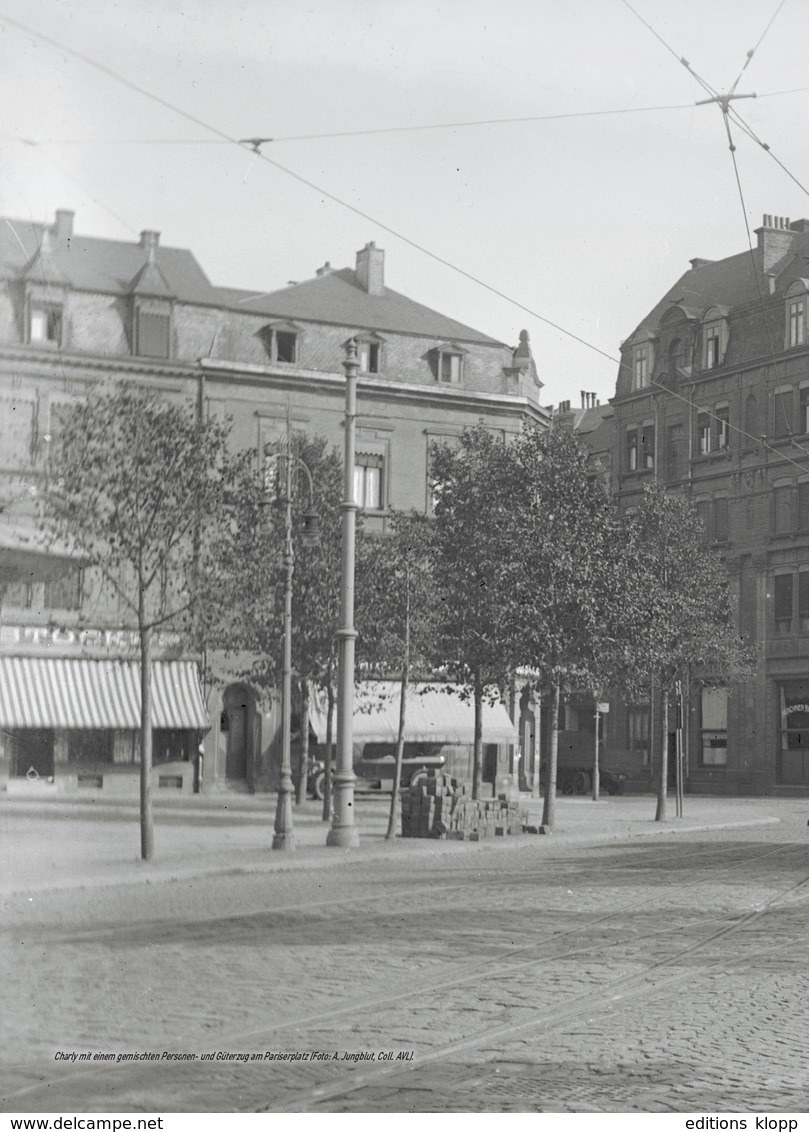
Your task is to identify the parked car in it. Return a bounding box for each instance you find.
[308,742,447,798]
[540,761,628,796]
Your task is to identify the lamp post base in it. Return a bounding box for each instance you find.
[272,790,297,851]
[326,823,360,848]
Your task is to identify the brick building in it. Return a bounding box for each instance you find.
[0,210,543,796]
[592,214,809,796]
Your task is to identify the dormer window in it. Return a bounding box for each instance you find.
[785,282,809,349]
[433,343,466,384]
[701,308,729,370]
[134,299,171,358]
[354,333,385,374]
[29,302,62,346]
[260,321,300,365]
[632,344,651,390]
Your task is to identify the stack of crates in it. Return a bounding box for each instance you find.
[401,776,527,840]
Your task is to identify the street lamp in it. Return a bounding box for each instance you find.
[271,432,319,852]
[327,339,360,848]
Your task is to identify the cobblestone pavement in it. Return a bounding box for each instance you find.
[2,800,809,1113]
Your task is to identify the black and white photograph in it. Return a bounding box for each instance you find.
[1,0,809,1122]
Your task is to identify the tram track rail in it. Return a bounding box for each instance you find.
[4,838,808,1109]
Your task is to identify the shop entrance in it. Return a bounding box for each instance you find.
[10,729,55,780]
[222,685,250,782]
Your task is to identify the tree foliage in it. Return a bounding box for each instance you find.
[623,481,755,820]
[40,382,242,859]
[355,511,438,836]
[429,425,523,799]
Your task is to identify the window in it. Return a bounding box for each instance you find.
[357,340,381,374]
[275,331,296,363]
[800,388,809,434]
[774,573,793,634]
[788,296,806,348]
[3,579,33,608]
[700,687,728,767]
[716,406,730,450]
[773,483,792,534]
[44,567,83,611]
[633,345,650,390]
[438,350,463,384]
[714,497,729,543]
[697,412,712,455]
[705,327,721,368]
[640,423,655,469]
[799,482,809,530]
[800,572,809,631]
[626,427,638,472]
[778,681,809,785]
[627,707,650,766]
[29,302,62,346]
[774,389,794,438]
[260,323,300,364]
[354,454,384,510]
[135,307,170,358]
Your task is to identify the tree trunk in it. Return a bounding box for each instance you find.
[296,681,310,806]
[387,572,410,840]
[322,676,334,822]
[472,677,483,801]
[139,623,154,861]
[387,666,408,840]
[541,682,560,829]
[655,682,669,822]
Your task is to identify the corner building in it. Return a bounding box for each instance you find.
[0,210,546,796]
[606,213,809,796]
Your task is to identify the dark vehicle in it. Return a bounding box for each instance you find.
[308,741,447,798]
[541,761,627,796]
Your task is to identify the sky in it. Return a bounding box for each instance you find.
[2,0,809,409]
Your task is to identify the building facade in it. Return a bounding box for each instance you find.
[597,214,809,796]
[0,210,546,796]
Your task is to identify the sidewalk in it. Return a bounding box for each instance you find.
[0,789,794,897]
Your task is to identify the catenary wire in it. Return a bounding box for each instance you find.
[5,9,809,480]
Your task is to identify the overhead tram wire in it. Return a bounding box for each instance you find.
[5,10,809,479]
[620,0,809,462]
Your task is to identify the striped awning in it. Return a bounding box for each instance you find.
[0,658,208,730]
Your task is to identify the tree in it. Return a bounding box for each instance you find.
[355,512,438,838]
[625,482,755,821]
[203,433,345,803]
[40,383,241,860]
[430,425,522,800]
[510,424,631,828]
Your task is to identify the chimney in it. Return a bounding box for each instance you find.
[756,213,794,271]
[139,230,160,258]
[315,261,332,277]
[54,209,74,241]
[689,257,713,269]
[355,241,384,296]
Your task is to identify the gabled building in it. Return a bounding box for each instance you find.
[601,213,809,796]
[0,210,546,796]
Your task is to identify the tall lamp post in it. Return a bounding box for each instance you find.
[327,339,360,848]
[272,432,319,852]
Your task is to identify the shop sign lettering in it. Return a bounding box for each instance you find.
[0,625,182,656]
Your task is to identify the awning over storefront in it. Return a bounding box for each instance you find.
[0,658,208,729]
[309,682,517,745]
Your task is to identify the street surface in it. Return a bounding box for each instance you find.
[2,796,809,1113]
